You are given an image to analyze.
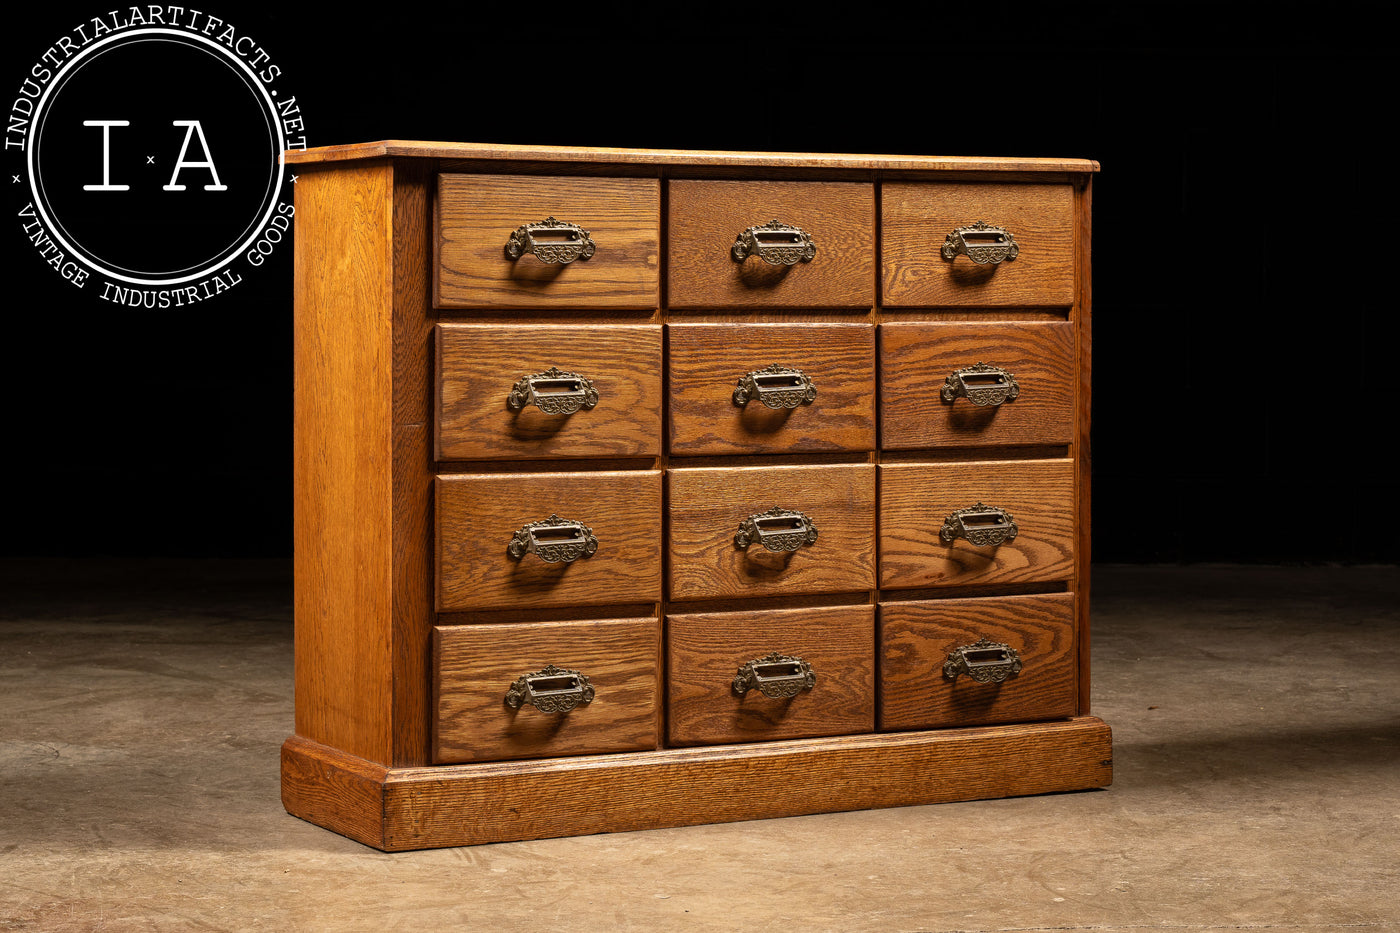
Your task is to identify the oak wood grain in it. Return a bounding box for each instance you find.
[434,617,660,764]
[293,161,395,766]
[287,142,1102,851]
[668,180,874,309]
[434,457,662,474]
[435,174,660,309]
[436,323,663,460]
[392,160,433,428]
[286,140,1099,175]
[669,322,876,455]
[390,162,434,767]
[667,604,875,746]
[391,422,432,767]
[878,310,1067,322]
[668,464,876,601]
[879,459,1075,589]
[880,321,1074,449]
[879,593,1077,730]
[441,163,1088,186]
[880,446,1068,465]
[882,183,1075,308]
[281,737,389,850]
[283,717,1111,850]
[436,470,662,611]
[1075,178,1094,715]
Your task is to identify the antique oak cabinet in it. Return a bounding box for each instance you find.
[281,141,1108,850]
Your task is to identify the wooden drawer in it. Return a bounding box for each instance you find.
[881,183,1075,308]
[668,464,875,601]
[434,617,660,763]
[667,180,874,309]
[879,593,1077,729]
[436,470,662,611]
[436,323,662,460]
[434,174,660,309]
[667,605,875,746]
[879,459,1074,589]
[879,321,1074,449]
[668,322,875,455]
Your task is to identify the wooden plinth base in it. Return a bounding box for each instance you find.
[282,717,1112,851]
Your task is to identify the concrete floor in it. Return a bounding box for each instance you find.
[1,562,1396,932]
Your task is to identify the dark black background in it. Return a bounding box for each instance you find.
[3,6,1393,563]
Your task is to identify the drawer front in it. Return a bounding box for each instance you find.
[436,470,662,611]
[667,180,874,309]
[434,617,660,763]
[881,183,1075,308]
[668,322,875,455]
[436,323,662,460]
[668,464,876,601]
[880,321,1074,449]
[879,459,1074,589]
[879,593,1077,730]
[435,174,660,309]
[667,604,875,746]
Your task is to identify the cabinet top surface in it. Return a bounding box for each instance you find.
[283,140,1099,174]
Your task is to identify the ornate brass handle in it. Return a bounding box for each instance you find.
[734,507,819,552]
[943,638,1023,684]
[941,221,1019,265]
[733,652,816,698]
[507,367,600,414]
[733,364,817,409]
[504,664,596,712]
[507,514,598,563]
[504,217,596,264]
[940,503,1018,547]
[941,363,1020,408]
[731,220,816,266]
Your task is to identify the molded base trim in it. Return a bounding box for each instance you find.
[282,717,1112,851]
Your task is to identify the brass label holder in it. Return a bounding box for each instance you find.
[504,217,596,264]
[733,364,817,410]
[507,514,599,564]
[735,507,819,552]
[943,638,1023,684]
[733,652,817,698]
[942,221,1019,265]
[942,363,1020,408]
[507,367,600,415]
[504,664,596,712]
[940,503,1018,547]
[732,220,817,266]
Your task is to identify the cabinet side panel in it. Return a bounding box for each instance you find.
[1075,176,1093,715]
[391,161,435,767]
[293,162,395,765]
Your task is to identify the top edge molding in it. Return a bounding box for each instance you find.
[284,140,1099,174]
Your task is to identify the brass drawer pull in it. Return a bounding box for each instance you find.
[940,503,1018,547]
[507,514,598,563]
[504,664,596,712]
[507,367,600,414]
[735,507,819,552]
[731,219,817,266]
[733,364,817,409]
[942,363,1020,408]
[733,652,816,698]
[504,217,596,264]
[943,637,1023,684]
[941,221,1019,265]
